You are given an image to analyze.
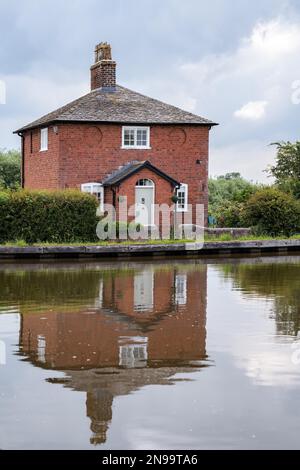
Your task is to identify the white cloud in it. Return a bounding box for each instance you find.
[241,344,300,387]
[176,17,300,117]
[0,70,88,147]
[172,18,300,179]
[248,19,300,58]
[2,10,300,181]
[234,101,268,120]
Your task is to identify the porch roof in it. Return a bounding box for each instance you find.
[102,160,180,187]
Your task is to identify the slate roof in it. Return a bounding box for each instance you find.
[102,160,180,187]
[14,85,217,133]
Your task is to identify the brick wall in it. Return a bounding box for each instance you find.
[115,167,175,225]
[24,123,210,221]
[90,61,116,90]
[24,126,60,190]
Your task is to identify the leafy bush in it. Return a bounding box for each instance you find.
[0,190,99,243]
[209,173,261,227]
[213,202,247,228]
[275,179,300,200]
[243,188,300,237]
[0,149,21,190]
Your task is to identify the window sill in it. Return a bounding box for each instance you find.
[39,149,48,152]
[121,146,151,150]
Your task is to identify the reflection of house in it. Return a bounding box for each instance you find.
[19,263,208,445]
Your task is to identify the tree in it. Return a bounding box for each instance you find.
[0,149,21,190]
[209,173,260,227]
[267,142,300,199]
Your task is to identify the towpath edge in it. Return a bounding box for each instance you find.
[0,239,299,260]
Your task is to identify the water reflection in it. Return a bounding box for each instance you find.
[1,256,300,449]
[217,257,300,336]
[1,262,208,445]
[211,256,300,388]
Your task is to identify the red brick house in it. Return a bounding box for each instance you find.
[15,42,217,227]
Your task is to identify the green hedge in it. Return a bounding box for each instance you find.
[0,190,99,243]
[243,188,300,237]
[212,201,247,228]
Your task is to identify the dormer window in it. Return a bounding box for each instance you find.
[122,126,150,149]
[40,127,48,151]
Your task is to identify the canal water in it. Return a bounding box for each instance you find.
[0,255,299,450]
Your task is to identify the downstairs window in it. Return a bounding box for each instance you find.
[81,182,104,211]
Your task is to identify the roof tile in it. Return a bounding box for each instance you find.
[15,85,217,133]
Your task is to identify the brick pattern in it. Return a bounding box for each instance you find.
[24,123,210,223]
[115,167,175,226]
[24,126,60,190]
[90,61,116,90]
[20,267,207,369]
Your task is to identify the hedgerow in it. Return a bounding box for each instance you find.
[0,190,99,243]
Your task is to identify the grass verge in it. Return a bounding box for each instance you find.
[1,234,300,248]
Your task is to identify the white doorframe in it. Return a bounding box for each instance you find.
[135,180,155,226]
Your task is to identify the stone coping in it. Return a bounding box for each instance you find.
[0,239,299,260]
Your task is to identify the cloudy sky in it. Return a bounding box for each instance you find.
[1,0,300,181]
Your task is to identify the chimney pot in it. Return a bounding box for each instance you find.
[90,42,116,91]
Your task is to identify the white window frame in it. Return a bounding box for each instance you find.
[37,334,46,363]
[40,127,48,151]
[135,178,154,188]
[175,273,187,306]
[135,179,155,226]
[176,183,188,212]
[122,126,150,149]
[119,337,148,369]
[81,182,104,211]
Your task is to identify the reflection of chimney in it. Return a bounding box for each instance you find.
[90,42,116,91]
[86,390,113,445]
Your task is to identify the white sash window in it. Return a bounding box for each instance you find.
[122,126,150,149]
[40,127,48,151]
[81,182,104,211]
[176,183,188,212]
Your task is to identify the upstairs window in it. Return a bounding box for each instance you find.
[176,183,188,212]
[81,182,104,211]
[40,127,48,151]
[119,337,148,369]
[122,126,150,149]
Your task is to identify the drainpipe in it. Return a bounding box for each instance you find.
[17,132,25,188]
[111,187,117,222]
[174,184,180,240]
[111,187,116,208]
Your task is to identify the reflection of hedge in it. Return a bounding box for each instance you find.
[0,269,102,311]
[221,262,300,336]
[0,190,99,243]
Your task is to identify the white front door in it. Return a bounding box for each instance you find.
[135,187,154,226]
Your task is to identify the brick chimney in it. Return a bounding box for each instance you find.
[90,42,116,91]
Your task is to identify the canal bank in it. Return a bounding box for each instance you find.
[0,239,299,260]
